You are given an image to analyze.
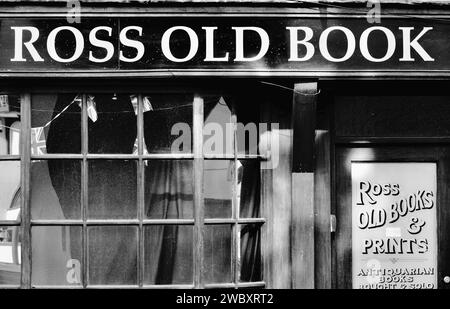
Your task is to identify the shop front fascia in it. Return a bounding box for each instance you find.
[0,1,449,289]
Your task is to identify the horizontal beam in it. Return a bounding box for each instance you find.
[3,70,450,79]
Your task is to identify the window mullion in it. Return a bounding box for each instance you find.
[137,94,144,288]
[231,107,240,288]
[193,95,204,288]
[81,93,88,288]
[20,93,31,289]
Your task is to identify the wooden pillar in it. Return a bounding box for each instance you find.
[314,130,332,289]
[260,87,292,289]
[291,82,317,289]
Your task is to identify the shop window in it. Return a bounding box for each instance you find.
[1,90,266,288]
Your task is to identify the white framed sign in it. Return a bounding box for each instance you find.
[352,162,437,289]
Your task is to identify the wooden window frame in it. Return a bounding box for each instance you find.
[0,88,268,289]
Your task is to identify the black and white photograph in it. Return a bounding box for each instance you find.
[0,0,449,298]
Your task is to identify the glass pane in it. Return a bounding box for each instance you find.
[31,94,81,154]
[31,160,81,220]
[238,160,261,218]
[0,161,21,221]
[203,96,233,156]
[143,94,193,154]
[204,225,232,284]
[31,226,82,286]
[234,97,261,157]
[145,160,193,219]
[204,160,233,219]
[240,224,262,282]
[88,226,138,286]
[0,226,21,285]
[88,94,137,154]
[144,225,193,285]
[0,94,21,155]
[88,160,137,219]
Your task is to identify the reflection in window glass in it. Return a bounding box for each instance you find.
[144,225,193,285]
[204,160,233,218]
[145,160,193,219]
[0,161,20,221]
[0,94,21,156]
[240,224,262,282]
[31,94,81,154]
[0,226,21,285]
[88,94,137,154]
[31,160,81,220]
[144,94,193,154]
[88,226,138,286]
[234,97,261,156]
[203,97,233,156]
[31,226,82,286]
[238,160,261,219]
[88,160,137,219]
[204,225,232,284]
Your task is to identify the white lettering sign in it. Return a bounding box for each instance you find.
[352,162,437,289]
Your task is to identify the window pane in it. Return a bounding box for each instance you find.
[88,160,137,219]
[0,161,20,221]
[0,94,21,155]
[143,94,193,154]
[31,226,82,286]
[204,160,233,219]
[0,226,21,285]
[88,226,138,285]
[238,160,261,218]
[31,94,81,154]
[240,224,262,282]
[31,160,81,220]
[203,96,233,156]
[204,225,232,284]
[145,160,193,219]
[234,96,261,156]
[88,94,137,154]
[144,225,193,285]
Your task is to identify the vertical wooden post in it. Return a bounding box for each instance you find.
[314,130,331,289]
[20,93,31,288]
[291,82,317,289]
[193,95,204,288]
[265,94,293,289]
[137,94,144,288]
[81,94,88,288]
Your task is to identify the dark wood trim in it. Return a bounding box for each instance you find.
[3,71,450,79]
[0,5,449,16]
[292,82,317,173]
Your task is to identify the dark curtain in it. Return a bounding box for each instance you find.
[143,94,194,284]
[230,96,262,282]
[45,93,261,285]
[47,94,137,284]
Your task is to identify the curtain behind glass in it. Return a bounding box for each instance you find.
[42,93,261,285]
